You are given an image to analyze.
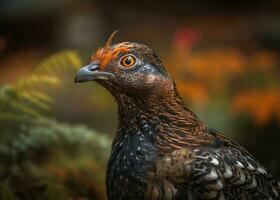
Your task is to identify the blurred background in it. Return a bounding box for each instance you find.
[0,0,280,199]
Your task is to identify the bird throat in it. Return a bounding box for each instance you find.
[113,91,204,153]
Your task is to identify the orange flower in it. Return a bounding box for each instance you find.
[177,80,209,105]
[251,51,277,72]
[231,89,280,126]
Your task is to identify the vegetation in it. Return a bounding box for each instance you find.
[0,51,110,200]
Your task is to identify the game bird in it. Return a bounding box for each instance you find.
[75,32,280,200]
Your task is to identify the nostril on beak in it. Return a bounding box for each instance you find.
[88,62,99,71]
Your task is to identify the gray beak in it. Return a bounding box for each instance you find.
[75,62,115,83]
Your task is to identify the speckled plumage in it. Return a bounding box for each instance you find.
[75,34,280,200]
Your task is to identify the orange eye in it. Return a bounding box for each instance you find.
[120,54,136,68]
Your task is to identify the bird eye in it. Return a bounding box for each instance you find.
[120,54,136,68]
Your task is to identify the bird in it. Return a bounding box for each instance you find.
[75,31,280,200]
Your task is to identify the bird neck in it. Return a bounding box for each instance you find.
[114,88,207,152]
[116,91,195,124]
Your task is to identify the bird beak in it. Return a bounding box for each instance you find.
[75,62,115,83]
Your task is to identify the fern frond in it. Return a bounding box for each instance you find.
[1,50,82,117]
[34,50,82,74]
[0,113,27,121]
[9,100,41,117]
[18,91,50,110]
[23,90,53,103]
[15,75,60,90]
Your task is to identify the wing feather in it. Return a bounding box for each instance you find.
[153,146,280,199]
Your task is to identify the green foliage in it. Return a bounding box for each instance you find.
[0,51,111,200]
[0,184,17,200]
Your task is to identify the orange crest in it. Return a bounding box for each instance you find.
[91,31,133,70]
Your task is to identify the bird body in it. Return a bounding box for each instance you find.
[75,32,280,200]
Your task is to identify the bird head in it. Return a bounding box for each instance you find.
[75,32,173,97]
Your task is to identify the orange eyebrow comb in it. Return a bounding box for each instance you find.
[91,31,133,70]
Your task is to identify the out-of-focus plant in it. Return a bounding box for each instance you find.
[168,28,280,126]
[166,28,280,177]
[0,51,111,200]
